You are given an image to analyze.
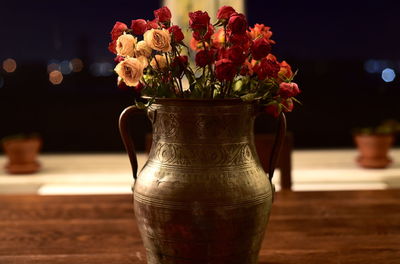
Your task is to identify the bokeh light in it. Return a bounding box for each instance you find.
[2,58,17,73]
[90,62,113,77]
[70,58,84,72]
[49,70,63,85]
[60,60,72,75]
[381,68,396,82]
[47,61,60,73]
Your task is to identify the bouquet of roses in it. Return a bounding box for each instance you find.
[108,5,300,117]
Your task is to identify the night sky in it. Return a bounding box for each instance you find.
[1,0,400,150]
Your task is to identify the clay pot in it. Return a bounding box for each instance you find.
[354,134,394,168]
[2,137,42,174]
[119,99,286,264]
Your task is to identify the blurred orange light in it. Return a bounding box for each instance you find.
[3,58,17,73]
[71,58,83,72]
[49,70,63,85]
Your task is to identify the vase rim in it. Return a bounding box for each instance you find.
[142,96,258,105]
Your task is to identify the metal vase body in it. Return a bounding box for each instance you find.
[127,99,277,264]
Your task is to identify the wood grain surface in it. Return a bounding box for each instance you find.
[0,190,399,263]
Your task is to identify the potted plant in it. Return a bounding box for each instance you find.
[1,134,42,174]
[109,5,300,264]
[353,120,399,168]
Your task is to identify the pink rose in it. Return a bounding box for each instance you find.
[154,6,172,23]
[215,59,237,81]
[111,21,128,41]
[217,6,236,20]
[251,38,271,60]
[278,82,300,98]
[131,19,148,35]
[282,98,294,112]
[265,103,280,118]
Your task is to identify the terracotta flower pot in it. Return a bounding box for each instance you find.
[354,134,394,168]
[2,137,42,174]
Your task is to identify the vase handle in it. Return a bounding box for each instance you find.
[269,112,287,182]
[119,105,141,181]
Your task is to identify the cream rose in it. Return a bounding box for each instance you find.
[116,34,137,57]
[144,29,172,52]
[114,58,145,86]
[150,55,167,70]
[135,41,152,58]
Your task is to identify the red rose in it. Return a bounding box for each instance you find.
[111,21,128,41]
[218,46,246,66]
[108,40,117,54]
[279,61,293,79]
[195,49,215,67]
[227,13,247,34]
[240,61,253,76]
[168,25,184,42]
[131,19,148,35]
[154,6,172,23]
[227,33,250,48]
[189,11,210,30]
[193,24,214,41]
[171,55,188,77]
[217,6,236,20]
[265,103,280,118]
[253,57,280,80]
[251,38,271,60]
[215,59,237,81]
[278,82,300,98]
[147,19,159,29]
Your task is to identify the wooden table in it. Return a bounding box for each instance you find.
[1,190,399,263]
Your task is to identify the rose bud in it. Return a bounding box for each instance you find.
[215,59,237,81]
[217,6,236,20]
[154,6,172,23]
[168,25,184,42]
[111,21,128,41]
[116,34,137,57]
[278,82,300,98]
[227,13,247,34]
[251,37,271,60]
[114,57,145,87]
[144,29,172,52]
[150,54,168,70]
[131,19,148,35]
[253,57,280,80]
[189,10,210,30]
[195,49,215,67]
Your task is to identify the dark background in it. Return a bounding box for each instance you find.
[1,0,399,152]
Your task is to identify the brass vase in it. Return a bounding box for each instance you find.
[119,99,286,264]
